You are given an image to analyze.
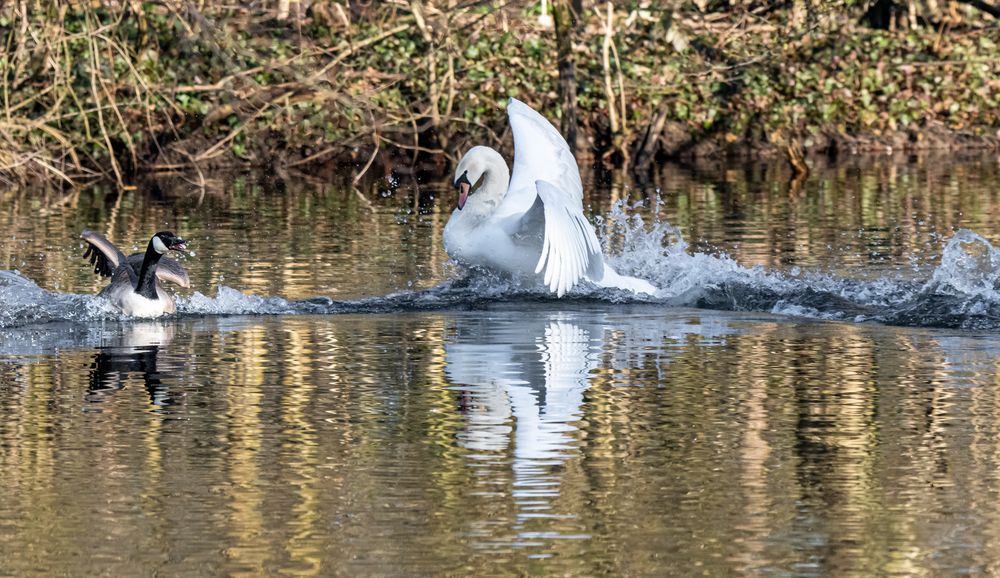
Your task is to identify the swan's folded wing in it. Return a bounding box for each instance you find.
[81,230,128,278]
[126,253,191,288]
[528,180,604,297]
[499,98,584,219]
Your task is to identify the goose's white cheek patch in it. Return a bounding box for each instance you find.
[152,236,168,254]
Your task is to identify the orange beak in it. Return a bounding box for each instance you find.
[458,181,470,210]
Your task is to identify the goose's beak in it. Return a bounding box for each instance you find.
[457,182,470,210]
[170,239,188,252]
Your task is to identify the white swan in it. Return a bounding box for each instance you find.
[443,98,657,297]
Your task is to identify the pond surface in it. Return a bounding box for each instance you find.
[1,155,1000,575]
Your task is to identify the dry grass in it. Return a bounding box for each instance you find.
[0,1,464,187]
[2,1,998,188]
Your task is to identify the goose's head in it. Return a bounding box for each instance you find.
[452,146,508,211]
[150,231,188,254]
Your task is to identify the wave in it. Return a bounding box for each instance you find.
[2,206,999,330]
[593,202,999,329]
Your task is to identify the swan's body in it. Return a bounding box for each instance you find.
[81,230,190,318]
[443,98,656,296]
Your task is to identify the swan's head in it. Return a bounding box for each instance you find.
[453,146,506,211]
[151,231,188,255]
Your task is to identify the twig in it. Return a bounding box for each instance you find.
[602,2,618,135]
[194,92,291,161]
[609,24,626,133]
[0,119,81,170]
[310,22,413,82]
[87,14,124,187]
[286,145,341,168]
[353,130,380,185]
[379,134,458,163]
[97,36,138,172]
[30,155,75,186]
[167,66,265,93]
[897,57,1000,67]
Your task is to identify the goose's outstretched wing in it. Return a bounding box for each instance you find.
[496,97,584,219]
[523,180,604,297]
[81,230,129,278]
[125,253,191,288]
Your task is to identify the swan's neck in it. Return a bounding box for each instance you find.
[462,148,510,219]
[134,241,163,300]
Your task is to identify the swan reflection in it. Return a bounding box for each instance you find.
[451,316,594,453]
[445,307,742,542]
[447,312,595,540]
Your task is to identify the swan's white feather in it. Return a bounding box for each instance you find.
[530,180,603,296]
[443,97,656,297]
[497,98,583,220]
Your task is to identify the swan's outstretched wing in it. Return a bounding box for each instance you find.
[521,180,604,297]
[81,230,129,278]
[126,253,191,288]
[497,98,583,219]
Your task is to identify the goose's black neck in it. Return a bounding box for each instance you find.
[134,240,163,299]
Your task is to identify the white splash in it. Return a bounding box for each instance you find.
[594,199,794,302]
[179,286,296,315]
[924,229,1000,301]
[0,270,122,327]
[0,216,997,330]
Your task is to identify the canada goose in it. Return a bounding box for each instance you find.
[443,98,657,297]
[81,230,190,318]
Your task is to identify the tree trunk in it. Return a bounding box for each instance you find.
[960,0,1000,18]
[553,0,577,154]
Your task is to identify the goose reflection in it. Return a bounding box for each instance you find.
[87,322,178,405]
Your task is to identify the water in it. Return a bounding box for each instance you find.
[1,156,1000,575]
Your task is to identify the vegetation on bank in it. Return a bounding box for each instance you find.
[1,1,999,186]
